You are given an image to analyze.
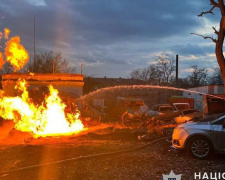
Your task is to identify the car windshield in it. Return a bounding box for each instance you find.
[192,113,225,122]
[183,109,198,115]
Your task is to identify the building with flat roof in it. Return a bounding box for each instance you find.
[1,73,84,99]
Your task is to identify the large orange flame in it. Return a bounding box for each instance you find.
[0,52,5,69]
[4,28,10,39]
[0,27,85,138]
[0,79,84,137]
[0,32,2,43]
[5,36,29,71]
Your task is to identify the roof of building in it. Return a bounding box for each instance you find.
[1,73,84,81]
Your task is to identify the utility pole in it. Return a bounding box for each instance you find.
[34,14,36,72]
[176,54,179,87]
[81,64,83,74]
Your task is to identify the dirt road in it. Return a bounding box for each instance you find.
[0,128,225,180]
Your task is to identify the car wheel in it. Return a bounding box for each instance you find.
[187,136,213,159]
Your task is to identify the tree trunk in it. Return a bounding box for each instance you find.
[195,1,225,91]
[215,15,225,92]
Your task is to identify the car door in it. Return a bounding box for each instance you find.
[211,118,225,151]
[217,119,225,150]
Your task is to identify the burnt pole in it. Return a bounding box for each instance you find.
[176,54,179,87]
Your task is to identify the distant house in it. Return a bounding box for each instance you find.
[183,84,225,113]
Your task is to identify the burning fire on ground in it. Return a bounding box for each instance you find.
[0,79,84,138]
[0,28,85,138]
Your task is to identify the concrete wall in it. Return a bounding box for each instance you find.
[1,73,84,99]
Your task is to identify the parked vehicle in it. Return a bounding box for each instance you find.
[170,103,203,124]
[172,103,190,111]
[172,113,225,159]
[145,104,176,118]
[118,97,148,124]
[173,109,204,124]
[117,97,146,115]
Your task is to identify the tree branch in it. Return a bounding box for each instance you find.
[191,33,217,43]
[210,0,219,7]
[212,26,219,34]
[198,6,216,17]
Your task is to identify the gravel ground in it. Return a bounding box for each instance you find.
[0,128,225,180]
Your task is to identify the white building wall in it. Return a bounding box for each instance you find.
[188,86,209,94]
[214,85,224,94]
[183,84,224,112]
[183,91,204,111]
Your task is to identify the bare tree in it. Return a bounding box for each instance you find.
[130,53,175,84]
[27,51,76,73]
[130,68,149,82]
[209,67,223,84]
[192,0,225,90]
[130,65,159,83]
[155,53,175,84]
[188,65,208,87]
[130,65,160,82]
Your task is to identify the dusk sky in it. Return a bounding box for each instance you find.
[0,0,221,78]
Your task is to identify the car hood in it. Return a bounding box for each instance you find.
[178,121,210,127]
